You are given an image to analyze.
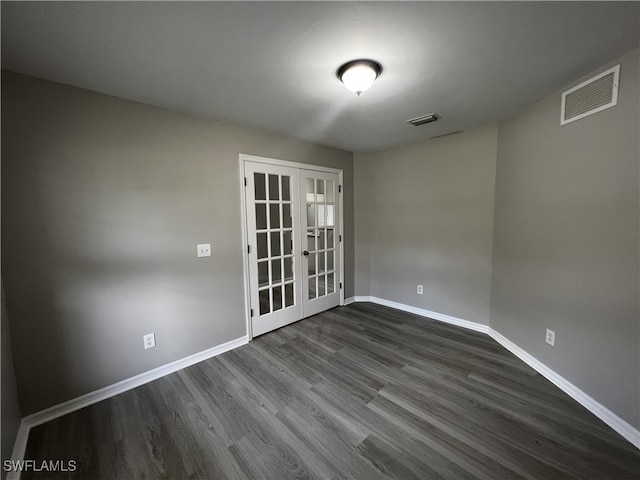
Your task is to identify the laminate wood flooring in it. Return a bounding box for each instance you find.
[23,303,640,479]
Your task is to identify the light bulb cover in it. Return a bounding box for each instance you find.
[337,59,382,96]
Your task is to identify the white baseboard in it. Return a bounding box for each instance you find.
[8,335,248,478]
[343,296,356,305]
[353,295,372,303]
[362,295,490,334]
[350,296,640,450]
[488,329,640,449]
[23,335,248,429]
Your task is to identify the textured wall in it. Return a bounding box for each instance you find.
[1,72,353,414]
[354,127,498,325]
[491,49,639,428]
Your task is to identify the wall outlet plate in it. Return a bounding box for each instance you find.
[417,285,423,295]
[546,329,555,346]
[144,333,156,349]
[197,243,211,257]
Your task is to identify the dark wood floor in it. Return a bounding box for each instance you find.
[24,303,639,479]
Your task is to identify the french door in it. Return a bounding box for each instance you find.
[243,158,342,337]
[300,170,341,317]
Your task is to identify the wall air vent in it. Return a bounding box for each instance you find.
[406,113,440,126]
[561,65,620,125]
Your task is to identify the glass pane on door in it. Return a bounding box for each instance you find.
[254,171,296,316]
[305,177,337,300]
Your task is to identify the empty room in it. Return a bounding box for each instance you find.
[1,2,639,479]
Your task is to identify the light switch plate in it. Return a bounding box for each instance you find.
[197,243,211,257]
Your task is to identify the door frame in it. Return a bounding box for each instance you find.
[239,154,345,340]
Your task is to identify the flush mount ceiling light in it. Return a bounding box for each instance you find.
[337,59,382,96]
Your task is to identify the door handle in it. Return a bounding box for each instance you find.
[303,250,310,256]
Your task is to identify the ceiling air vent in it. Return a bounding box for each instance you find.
[561,65,620,125]
[406,113,440,126]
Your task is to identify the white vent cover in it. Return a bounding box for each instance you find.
[406,113,440,126]
[561,65,620,125]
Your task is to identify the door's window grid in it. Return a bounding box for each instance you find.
[306,178,336,300]
[254,173,295,316]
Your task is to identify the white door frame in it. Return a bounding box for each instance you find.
[239,154,345,340]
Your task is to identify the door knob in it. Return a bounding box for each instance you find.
[303,250,310,256]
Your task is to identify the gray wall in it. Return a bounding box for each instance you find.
[353,159,372,297]
[354,127,498,325]
[1,72,353,415]
[491,49,639,429]
[1,280,22,472]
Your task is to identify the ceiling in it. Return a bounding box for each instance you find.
[2,2,639,152]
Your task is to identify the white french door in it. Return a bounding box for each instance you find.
[300,170,341,318]
[245,162,301,336]
[243,157,342,337]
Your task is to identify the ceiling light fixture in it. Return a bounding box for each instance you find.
[337,59,382,96]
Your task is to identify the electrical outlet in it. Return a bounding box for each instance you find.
[417,285,423,295]
[144,333,156,349]
[545,329,555,346]
[197,243,211,258]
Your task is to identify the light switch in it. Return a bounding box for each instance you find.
[197,243,211,257]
